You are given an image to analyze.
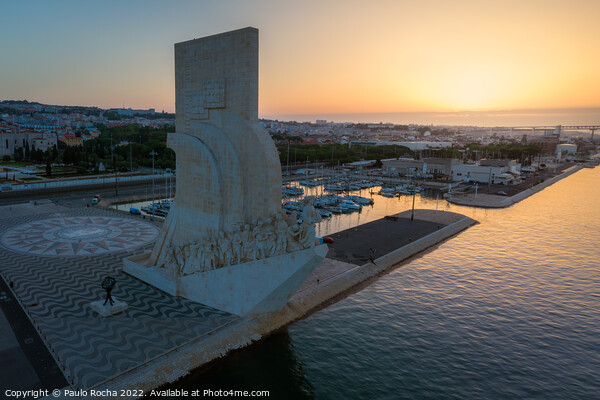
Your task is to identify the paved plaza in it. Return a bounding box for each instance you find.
[0,203,237,390]
[1,215,160,257]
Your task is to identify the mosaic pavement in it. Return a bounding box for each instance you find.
[0,215,160,256]
[0,206,238,390]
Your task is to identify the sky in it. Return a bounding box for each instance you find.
[1,0,599,118]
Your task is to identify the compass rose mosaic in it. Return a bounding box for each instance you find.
[0,215,160,257]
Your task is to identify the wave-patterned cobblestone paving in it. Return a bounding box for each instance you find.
[0,207,237,390]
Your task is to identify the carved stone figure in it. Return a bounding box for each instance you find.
[217,231,234,266]
[275,213,288,255]
[263,217,276,258]
[287,222,303,252]
[253,220,269,259]
[241,224,255,261]
[182,242,197,275]
[286,211,299,227]
[231,223,243,264]
[161,247,179,276]
[302,196,322,225]
[174,245,186,274]
[202,237,216,271]
[299,221,316,249]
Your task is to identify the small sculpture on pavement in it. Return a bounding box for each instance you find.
[101,276,116,306]
[90,275,127,317]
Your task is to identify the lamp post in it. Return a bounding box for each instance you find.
[150,150,157,220]
[410,168,416,221]
[111,133,118,195]
[129,140,133,177]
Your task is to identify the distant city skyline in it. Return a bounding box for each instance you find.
[1,0,599,117]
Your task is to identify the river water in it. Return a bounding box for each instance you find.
[173,167,600,399]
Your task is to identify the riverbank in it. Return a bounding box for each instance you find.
[98,209,477,396]
[447,164,584,208]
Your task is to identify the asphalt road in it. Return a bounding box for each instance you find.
[0,180,167,207]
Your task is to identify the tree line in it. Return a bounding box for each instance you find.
[9,124,176,176]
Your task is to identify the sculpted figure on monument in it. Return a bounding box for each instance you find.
[162,247,180,276]
[287,221,303,252]
[174,245,186,273]
[241,223,255,261]
[193,240,205,272]
[184,241,202,274]
[298,196,321,249]
[231,223,243,264]
[253,220,269,259]
[181,242,197,275]
[263,217,276,258]
[275,213,288,255]
[299,222,315,249]
[302,196,322,225]
[287,211,298,226]
[217,231,234,266]
[202,237,217,271]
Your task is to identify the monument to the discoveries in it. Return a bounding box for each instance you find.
[124,27,327,316]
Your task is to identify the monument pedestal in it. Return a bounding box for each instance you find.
[90,298,128,317]
[124,245,327,316]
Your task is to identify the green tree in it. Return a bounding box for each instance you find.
[13,147,24,162]
[45,151,52,177]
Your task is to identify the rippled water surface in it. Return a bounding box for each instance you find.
[176,167,600,399]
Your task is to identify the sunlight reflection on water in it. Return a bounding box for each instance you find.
[287,167,600,399]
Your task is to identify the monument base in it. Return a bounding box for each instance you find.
[124,245,328,316]
[90,298,128,317]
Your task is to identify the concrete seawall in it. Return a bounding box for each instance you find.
[448,165,582,208]
[96,210,477,396]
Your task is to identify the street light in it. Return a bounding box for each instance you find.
[129,140,133,177]
[410,170,417,221]
[111,133,118,196]
[150,150,158,220]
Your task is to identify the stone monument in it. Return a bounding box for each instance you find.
[124,27,327,316]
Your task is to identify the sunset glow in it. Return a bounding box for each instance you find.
[1,0,599,116]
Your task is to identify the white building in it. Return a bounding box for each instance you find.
[556,143,577,156]
[0,132,57,158]
[451,160,521,185]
